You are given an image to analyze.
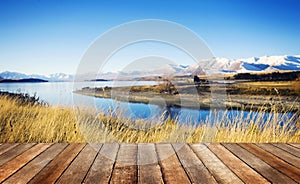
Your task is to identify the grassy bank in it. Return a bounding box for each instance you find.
[75,79,300,112]
[0,95,84,142]
[0,94,299,143]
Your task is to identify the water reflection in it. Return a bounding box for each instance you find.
[0,82,297,126]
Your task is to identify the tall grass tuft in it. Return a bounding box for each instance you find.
[0,95,299,143]
[0,95,84,142]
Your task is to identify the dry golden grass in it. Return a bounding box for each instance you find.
[129,82,177,94]
[0,95,85,142]
[292,77,300,95]
[0,95,299,143]
[240,81,293,87]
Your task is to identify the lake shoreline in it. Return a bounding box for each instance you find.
[1,93,299,143]
[74,85,300,113]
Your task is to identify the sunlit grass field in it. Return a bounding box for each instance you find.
[0,95,299,143]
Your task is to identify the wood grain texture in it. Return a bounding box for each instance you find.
[0,143,19,155]
[273,143,300,158]
[239,143,300,183]
[0,143,51,183]
[156,143,191,184]
[110,143,138,183]
[256,143,300,169]
[207,143,269,184]
[0,143,298,183]
[289,143,300,149]
[0,143,35,166]
[223,143,296,184]
[28,143,85,184]
[84,143,119,184]
[56,143,102,184]
[173,143,217,184]
[191,144,243,184]
[138,143,163,184]
[3,143,68,184]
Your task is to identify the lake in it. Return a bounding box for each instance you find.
[0,81,295,125]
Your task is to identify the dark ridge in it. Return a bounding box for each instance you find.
[0,78,48,83]
[234,71,300,81]
[88,79,110,82]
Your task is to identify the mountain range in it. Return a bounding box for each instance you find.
[110,55,300,79]
[209,55,300,73]
[1,55,300,81]
[0,71,74,82]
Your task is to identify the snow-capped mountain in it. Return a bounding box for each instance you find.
[152,63,189,75]
[198,55,300,73]
[46,73,74,81]
[0,71,29,79]
[115,55,300,77]
[0,71,74,82]
[122,55,300,76]
[2,55,300,81]
[114,63,189,79]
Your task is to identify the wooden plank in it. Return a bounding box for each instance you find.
[84,143,119,184]
[0,143,19,155]
[110,143,137,183]
[0,143,298,184]
[273,143,300,158]
[156,143,190,184]
[207,143,269,183]
[223,143,295,184]
[289,143,300,149]
[3,143,68,184]
[173,143,217,184]
[28,143,85,184]
[138,143,163,184]
[0,143,35,166]
[240,143,300,183]
[0,143,51,183]
[190,144,243,184]
[56,143,102,184]
[256,143,300,169]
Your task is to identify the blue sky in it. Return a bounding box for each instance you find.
[0,0,299,75]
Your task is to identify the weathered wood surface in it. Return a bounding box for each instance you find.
[0,143,299,183]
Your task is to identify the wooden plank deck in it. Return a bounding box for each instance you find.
[0,143,299,183]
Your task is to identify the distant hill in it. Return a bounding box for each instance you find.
[0,71,73,82]
[0,78,48,83]
[89,79,110,82]
[2,55,300,81]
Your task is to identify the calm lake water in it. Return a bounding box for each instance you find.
[0,81,296,125]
